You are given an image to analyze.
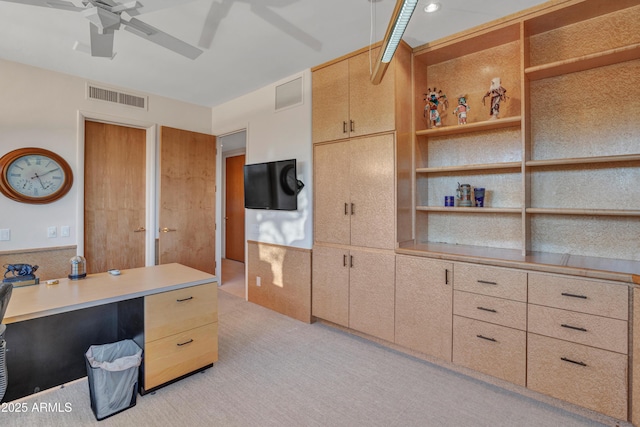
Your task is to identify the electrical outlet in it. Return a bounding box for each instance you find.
[256,276,261,287]
[0,229,10,241]
[47,226,57,238]
[61,225,70,237]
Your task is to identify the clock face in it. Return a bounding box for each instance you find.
[0,148,73,204]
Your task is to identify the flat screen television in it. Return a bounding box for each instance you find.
[244,158,302,210]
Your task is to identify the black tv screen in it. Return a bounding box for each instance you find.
[244,159,299,210]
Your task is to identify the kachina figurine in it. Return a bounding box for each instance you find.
[453,95,470,125]
[482,77,508,120]
[424,88,448,128]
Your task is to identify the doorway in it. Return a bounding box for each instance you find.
[219,130,246,299]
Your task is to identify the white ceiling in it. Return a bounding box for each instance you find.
[0,0,549,108]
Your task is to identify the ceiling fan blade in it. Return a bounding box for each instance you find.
[122,0,198,17]
[123,17,202,59]
[0,0,84,11]
[89,22,115,57]
[250,3,322,52]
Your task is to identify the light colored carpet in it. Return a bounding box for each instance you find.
[219,258,245,299]
[2,291,626,427]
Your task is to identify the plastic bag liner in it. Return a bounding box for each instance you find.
[85,339,142,421]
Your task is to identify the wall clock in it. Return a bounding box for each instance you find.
[0,147,73,204]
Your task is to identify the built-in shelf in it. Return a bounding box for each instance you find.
[415,116,521,138]
[417,206,521,214]
[417,162,521,174]
[526,208,640,217]
[526,154,640,167]
[525,43,640,81]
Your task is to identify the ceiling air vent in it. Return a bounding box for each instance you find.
[87,83,148,110]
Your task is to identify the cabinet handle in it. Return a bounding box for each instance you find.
[445,269,449,285]
[351,203,355,215]
[343,121,348,133]
[561,357,587,367]
[477,280,497,285]
[350,255,354,268]
[177,339,194,347]
[561,323,587,332]
[344,203,348,215]
[350,120,354,132]
[476,334,497,342]
[177,296,194,302]
[159,227,177,233]
[561,292,588,299]
[134,227,146,232]
[477,306,497,313]
[343,254,347,267]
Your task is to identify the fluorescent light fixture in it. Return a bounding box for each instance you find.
[371,0,418,84]
[381,0,418,62]
[424,2,440,13]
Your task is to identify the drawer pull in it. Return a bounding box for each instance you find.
[561,323,587,332]
[561,292,587,299]
[445,269,449,285]
[477,306,497,313]
[561,357,587,367]
[476,334,497,342]
[177,296,194,302]
[177,339,194,347]
[477,280,497,285]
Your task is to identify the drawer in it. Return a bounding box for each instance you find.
[144,322,218,390]
[146,282,217,342]
[453,290,526,330]
[454,263,527,302]
[527,333,627,420]
[528,273,628,320]
[453,316,526,386]
[528,305,627,354]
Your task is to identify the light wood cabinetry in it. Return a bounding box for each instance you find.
[314,130,396,250]
[395,255,452,361]
[143,282,218,392]
[408,1,640,265]
[312,47,396,144]
[312,245,395,342]
[452,263,527,386]
[527,272,629,419]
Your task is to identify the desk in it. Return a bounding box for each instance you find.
[2,263,218,402]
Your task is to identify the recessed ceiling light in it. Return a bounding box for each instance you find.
[424,2,440,13]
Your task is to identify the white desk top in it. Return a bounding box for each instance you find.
[4,263,217,324]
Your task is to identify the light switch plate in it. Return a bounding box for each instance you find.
[0,229,9,241]
[61,225,70,237]
[47,226,57,238]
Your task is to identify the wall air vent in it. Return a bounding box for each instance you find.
[86,83,148,110]
[275,76,303,111]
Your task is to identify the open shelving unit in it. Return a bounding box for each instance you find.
[405,0,640,270]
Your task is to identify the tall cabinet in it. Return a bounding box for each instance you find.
[311,43,412,342]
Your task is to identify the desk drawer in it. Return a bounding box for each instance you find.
[453,291,526,330]
[144,322,218,390]
[528,305,627,354]
[454,263,527,302]
[528,274,628,320]
[145,283,217,342]
[453,316,526,386]
[527,333,627,420]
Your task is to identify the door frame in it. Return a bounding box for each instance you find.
[77,111,157,266]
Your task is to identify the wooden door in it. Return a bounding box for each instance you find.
[84,121,146,274]
[348,248,395,342]
[159,126,216,274]
[311,245,349,327]
[313,141,350,245]
[395,255,453,361]
[348,48,395,137]
[349,134,395,249]
[225,154,245,262]
[312,59,349,143]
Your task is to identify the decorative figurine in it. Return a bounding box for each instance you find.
[453,95,470,125]
[482,77,508,120]
[424,88,448,128]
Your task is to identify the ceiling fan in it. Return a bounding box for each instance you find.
[0,0,202,59]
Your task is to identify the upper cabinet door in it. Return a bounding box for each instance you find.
[349,134,395,250]
[312,59,349,144]
[313,141,351,245]
[348,48,395,138]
